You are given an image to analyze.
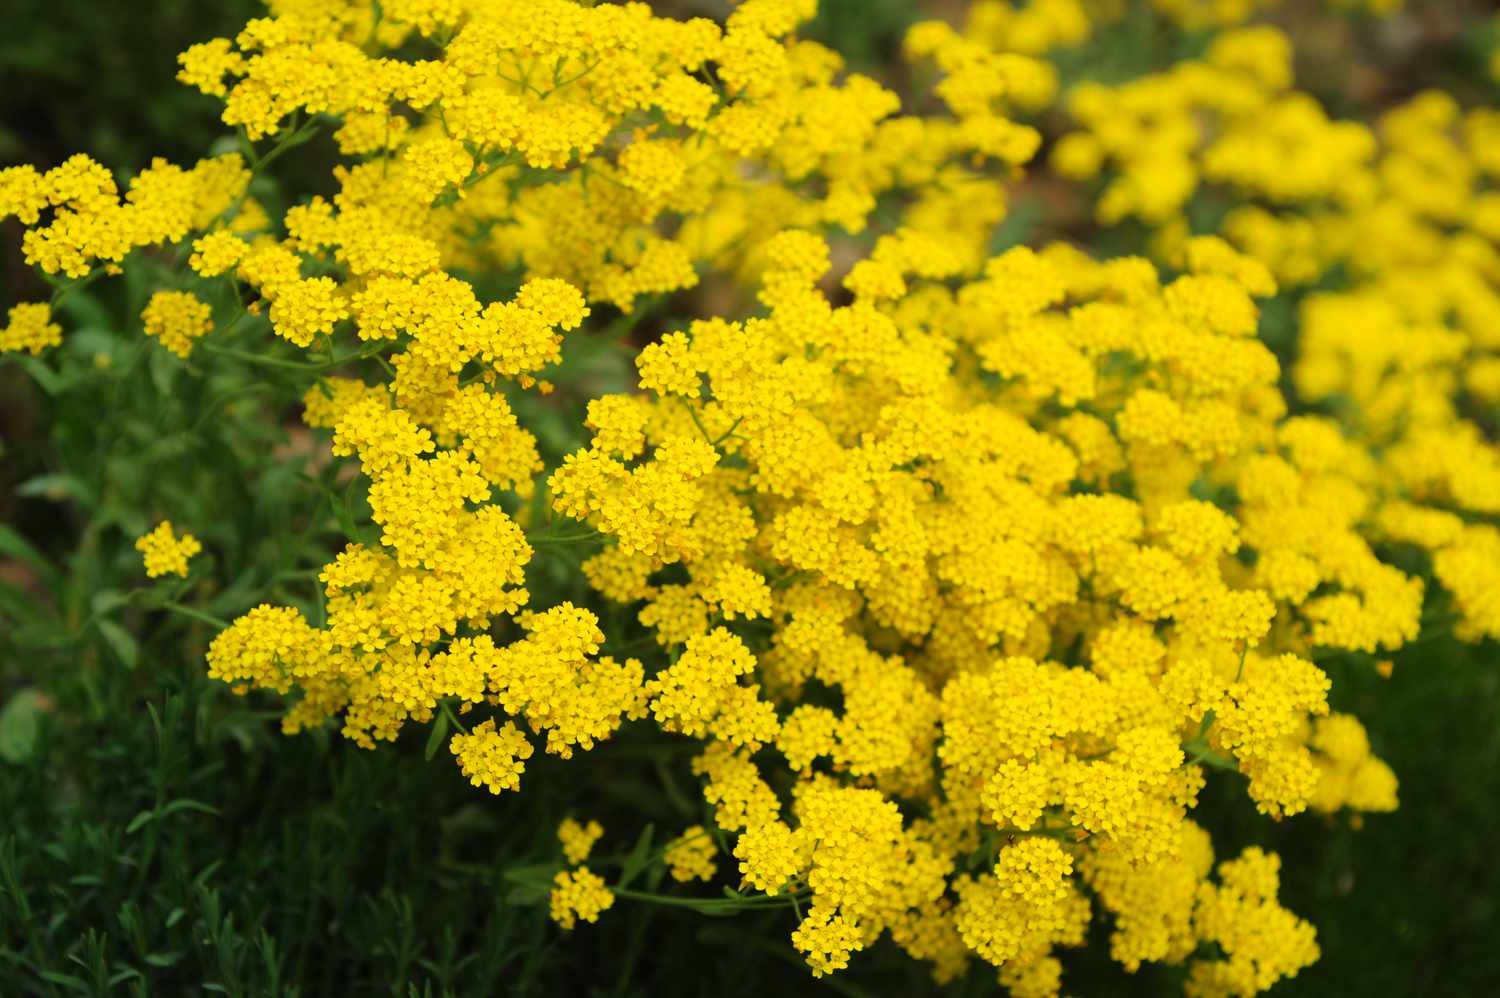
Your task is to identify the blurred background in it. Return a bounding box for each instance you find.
[2,2,1498,996]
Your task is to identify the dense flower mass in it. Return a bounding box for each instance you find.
[3,0,1496,994]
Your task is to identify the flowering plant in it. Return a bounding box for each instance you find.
[3,1,1498,995]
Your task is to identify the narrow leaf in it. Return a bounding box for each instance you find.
[0,524,57,582]
[95,619,139,669]
[617,823,655,890]
[0,689,45,764]
[424,710,449,762]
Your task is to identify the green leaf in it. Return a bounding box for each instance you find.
[149,343,178,397]
[617,823,655,891]
[89,589,132,616]
[121,801,217,835]
[0,524,57,583]
[17,357,80,396]
[501,863,560,887]
[503,884,549,907]
[15,473,94,507]
[37,970,88,989]
[501,862,559,907]
[157,798,220,820]
[202,568,263,617]
[9,620,68,649]
[424,710,449,762]
[95,618,140,669]
[0,579,53,625]
[0,689,46,764]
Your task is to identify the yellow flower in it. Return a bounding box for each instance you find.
[0,302,63,355]
[558,818,605,865]
[548,867,615,930]
[450,719,533,795]
[664,825,718,883]
[141,290,212,358]
[135,521,202,578]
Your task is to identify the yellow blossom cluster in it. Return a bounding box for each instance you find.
[142,290,213,358]
[1042,18,1500,645]
[1,153,250,280]
[549,816,615,929]
[0,1,1489,996]
[450,718,532,794]
[549,867,615,930]
[134,521,203,579]
[663,825,718,883]
[550,222,1403,989]
[0,302,62,356]
[558,817,604,866]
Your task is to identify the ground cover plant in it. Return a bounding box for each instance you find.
[1,0,1498,995]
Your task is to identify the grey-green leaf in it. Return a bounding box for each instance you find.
[0,689,46,764]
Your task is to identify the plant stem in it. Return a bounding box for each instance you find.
[612,887,800,912]
[200,341,323,371]
[161,601,230,630]
[438,699,470,737]
[49,266,109,308]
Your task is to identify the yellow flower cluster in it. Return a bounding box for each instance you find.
[142,290,213,358]
[135,521,202,579]
[450,719,532,795]
[558,818,604,866]
[162,0,1005,320]
[663,825,718,883]
[2,1,1487,995]
[0,302,62,356]
[549,816,614,929]
[557,222,1397,988]
[549,867,615,930]
[0,153,248,279]
[1188,848,1320,998]
[1045,19,1500,644]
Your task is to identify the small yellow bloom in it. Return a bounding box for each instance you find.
[548,867,615,930]
[135,521,202,578]
[558,818,604,865]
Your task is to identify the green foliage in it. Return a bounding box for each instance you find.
[805,0,921,72]
[0,0,261,172]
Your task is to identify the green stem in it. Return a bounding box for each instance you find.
[604,295,664,341]
[1183,743,1238,771]
[255,117,319,175]
[612,887,799,912]
[528,529,599,545]
[202,338,390,373]
[681,399,715,447]
[48,265,111,308]
[592,826,712,872]
[200,341,323,371]
[161,601,230,630]
[710,417,743,448]
[438,699,471,737]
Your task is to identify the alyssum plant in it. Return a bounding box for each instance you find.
[3,1,1498,995]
